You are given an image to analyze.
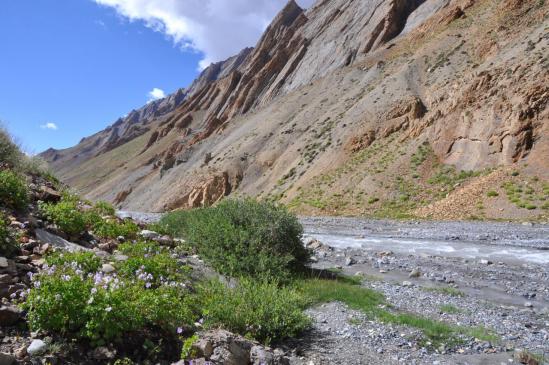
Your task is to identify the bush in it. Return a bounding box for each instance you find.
[0,127,22,168]
[0,214,18,257]
[24,247,197,343]
[40,199,86,236]
[198,278,309,344]
[92,201,116,216]
[486,190,499,197]
[117,242,188,285]
[92,218,138,239]
[159,199,310,280]
[0,170,29,211]
[45,251,102,273]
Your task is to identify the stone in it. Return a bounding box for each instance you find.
[101,264,116,273]
[515,350,539,365]
[479,259,493,265]
[402,281,413,287]
[0,258,8,269]
[345,257,356,266]
[0,305,22,326]
[524,302,533,308]
[35,229,89,252]
[409,268,421,278]
[0,353,16,365]
[27,340,47,356]
[39,186,62,203]
[193,339,214,358]
[157,235,174,246]
[91,346,116,360]
[139,230,160,240]
[113,254,128,262]
[195,330,289,365]
[14,346,26,360]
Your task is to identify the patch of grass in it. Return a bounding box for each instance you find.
[348,317,362,326]
[297,278,493,347]
[486,190,499,197]
[423,286,465,297]
[439,304,463,314]
[158,199,310,281]
[411,142,432,169]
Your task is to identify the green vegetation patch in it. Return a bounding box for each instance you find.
[0,170,29,211]
[198,278,310,345]
[24,247,196,344]
[297,278,492,347]
[40,196,138,238]
[158,199,310,280]
[422,286,465,297]
[0,213,18,257]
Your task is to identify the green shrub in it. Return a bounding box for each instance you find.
[117,242,187,285]
[92,201,116,216]
[92,219,138,239]
[0,127,22,168]
[160,199,310,280]
[180,334,199,360]
[45,251,102,273]
[40,199,86,236]
[198,278,309,344]
[0,170,29,210]
[24,248,197,343]
[486,190,499,197]
[368,197,380,204]
[0,214,18,257]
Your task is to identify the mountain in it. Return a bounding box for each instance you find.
[41,0,549,220]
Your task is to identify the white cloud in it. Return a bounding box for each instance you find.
[148,87,166,102]
[93,0,316,69]
[40,122,58,130]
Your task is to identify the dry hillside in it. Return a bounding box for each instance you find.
[42,0,549,220]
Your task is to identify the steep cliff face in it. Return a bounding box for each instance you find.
[42,0,549,220]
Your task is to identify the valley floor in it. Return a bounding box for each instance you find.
[124,213,549,365]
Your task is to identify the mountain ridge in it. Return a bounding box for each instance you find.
[42,0,549,220]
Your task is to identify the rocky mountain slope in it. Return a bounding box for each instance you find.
[41,0,549,220]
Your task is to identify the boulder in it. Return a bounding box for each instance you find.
[139,230,161,241]
[0,353,16,365]
[0,305,22,326]
[409,268,421,278]
[192,330,289,365]
[35,229,90,252]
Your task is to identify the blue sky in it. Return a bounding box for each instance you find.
[1,0,313,153]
